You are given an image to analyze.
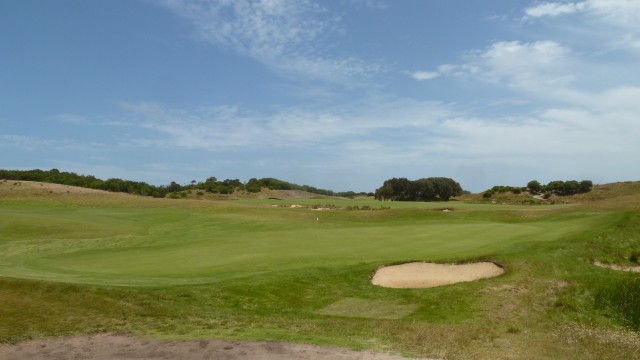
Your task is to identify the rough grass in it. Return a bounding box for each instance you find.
[2,182,640,358]
[595,275,640,330]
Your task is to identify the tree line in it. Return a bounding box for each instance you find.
[0,169,365,198]
[483,179,593,198]
[374,177,463,201]
[527,179,593,196]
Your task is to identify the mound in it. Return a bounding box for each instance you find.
[371,262,504,289]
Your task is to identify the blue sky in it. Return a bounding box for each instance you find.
[2,0,640,192]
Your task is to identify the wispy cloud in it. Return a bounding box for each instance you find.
[0,135,55,151]
[109,81,640,170]
[113,98,454,151]
[156,0,380,83]
[0,134,103,152]
[525,0,640,26]
[348,0,387,10]
[430,40,575,98]
[473,41,575,93]
[523,1,640,51]
[524,2,587,19]
[406,71,439,81]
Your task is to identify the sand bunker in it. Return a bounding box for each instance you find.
[371,262,505,289]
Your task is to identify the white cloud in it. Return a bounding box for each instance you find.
[114,98,453,151]
[525,0,640,26]
[407,71,440,81]
[587,0,640,28]
[437,64,459,74]
[438,40,575,96]
[156,0,379,82]
[524,2,587,19]
[523,1,640,52]
[480,41,573,86]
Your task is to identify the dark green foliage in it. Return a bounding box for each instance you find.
[542,179,592,196]
[491,185,522,194]
[203,177,241,194]
[527,180,542,193]
[0,169,360,199]
[243,177,356,197]
[0,169,170,197]
[374,177,463,201]
[485,179,594,198]
[579,180,593,193]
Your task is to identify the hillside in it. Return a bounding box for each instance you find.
[0,169,362,199]
[460,181,640,207]
[0,180,340,202]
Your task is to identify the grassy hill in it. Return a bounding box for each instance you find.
[1,179,640,358]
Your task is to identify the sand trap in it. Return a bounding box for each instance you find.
[371,262,505,289]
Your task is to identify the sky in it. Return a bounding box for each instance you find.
[2,0,640,193]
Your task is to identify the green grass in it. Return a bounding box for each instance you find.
[2,186,640,358]
[0,202,587,286]
[595,274,640,330]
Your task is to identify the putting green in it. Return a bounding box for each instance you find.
[0,202,592,286]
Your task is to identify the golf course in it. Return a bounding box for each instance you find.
[1,179,640,359]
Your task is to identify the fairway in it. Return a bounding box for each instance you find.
[0,202,588,286]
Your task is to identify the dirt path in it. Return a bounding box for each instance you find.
[0,333,426,360]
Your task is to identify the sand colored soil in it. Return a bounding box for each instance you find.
[593,260,640,273]
[0,333,423,360]
[0,180,110,195]
[371,262,505,289]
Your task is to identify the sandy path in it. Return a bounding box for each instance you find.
[372,262,504,289]
[0,333,425,360]
[593,260,640,273]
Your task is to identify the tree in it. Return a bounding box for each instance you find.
[167,181,182,193]
[527,180,542,194]
[579,180,593,193]
[245,178,262,193]
[564,180,580,195]
[546,180,566,195]
[374,177,462,202]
